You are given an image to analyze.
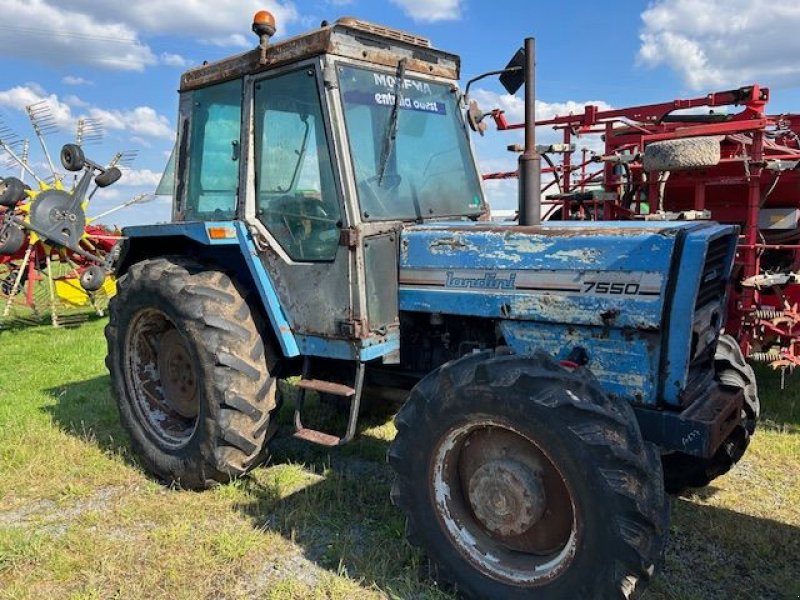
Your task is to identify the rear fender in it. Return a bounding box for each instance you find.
[117,221,299,358]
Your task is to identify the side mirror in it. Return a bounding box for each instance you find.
[499,47,526,95]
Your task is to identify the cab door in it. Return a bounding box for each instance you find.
[243,62,355,343]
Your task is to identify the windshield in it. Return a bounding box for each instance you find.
[338,65,484,221]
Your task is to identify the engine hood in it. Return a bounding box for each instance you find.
[398,220,698,330]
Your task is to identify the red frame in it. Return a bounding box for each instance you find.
[483,84,800,369]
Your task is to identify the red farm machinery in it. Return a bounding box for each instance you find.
[479,84,800,374]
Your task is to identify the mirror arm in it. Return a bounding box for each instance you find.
[463,66,523,101]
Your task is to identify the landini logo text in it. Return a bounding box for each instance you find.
[445,271,517,290]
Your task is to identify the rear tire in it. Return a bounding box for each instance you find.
[389,351,668,599]
[105,256,277,489]
[662,334,759,493]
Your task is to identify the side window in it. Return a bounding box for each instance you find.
[185,79,241,221]
[254,68,341,261]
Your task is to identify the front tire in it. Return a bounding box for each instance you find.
[662,334,759,493]
[105,257,277,489]
[389,351,668,599]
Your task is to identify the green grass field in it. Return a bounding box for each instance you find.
[0,319,798,599]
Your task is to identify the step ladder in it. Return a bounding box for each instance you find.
[293,358,366,447]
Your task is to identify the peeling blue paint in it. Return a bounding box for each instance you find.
[399,220,738,407]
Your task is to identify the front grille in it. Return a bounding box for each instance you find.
[695,235,731,309]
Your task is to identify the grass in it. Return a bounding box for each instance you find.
[0,319,798,599]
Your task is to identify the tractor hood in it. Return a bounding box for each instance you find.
[398,220,701,330]
[398,219,738,406]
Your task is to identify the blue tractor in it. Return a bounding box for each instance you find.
[106,14,758,599]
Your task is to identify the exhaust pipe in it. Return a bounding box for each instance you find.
[518,37,541,226]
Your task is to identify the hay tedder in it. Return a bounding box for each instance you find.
[479,84,800,375]
[0,107,151,327]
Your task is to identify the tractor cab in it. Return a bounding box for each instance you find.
[158,16,483,359]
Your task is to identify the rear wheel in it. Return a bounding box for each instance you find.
[389,351,668,599]
[105,256,277,489]
[662,334,759,493]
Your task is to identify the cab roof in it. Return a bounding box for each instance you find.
[180,17,461,92]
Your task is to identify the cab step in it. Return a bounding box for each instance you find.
[293,428,341,446]
[296,379,355,397]
[293,359,365,447]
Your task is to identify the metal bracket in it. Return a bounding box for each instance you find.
[339,227,359,249]
[336,317,368,338]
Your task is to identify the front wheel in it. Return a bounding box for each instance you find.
[105,257,277,489]
[389,351,669,599]
[662,334,759,493]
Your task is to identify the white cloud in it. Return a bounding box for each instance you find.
[89,106,173,140]
[160,52,189,68]
[471,89,612,127]
[389,0,461,22]
[0,84,172,140]
[0,0,299,72]
[82,1,299,39]
[64,95,90,109]
[638,0,800,89]
[204,33,251,49]
[118,168,163,187]
[0,0,157,71]
[62,76,93,86]
[0,85,75,128]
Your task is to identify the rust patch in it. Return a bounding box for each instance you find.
[428,236,476,254]
[181,22,458,92]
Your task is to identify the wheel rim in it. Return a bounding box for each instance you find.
[124,309,199,448]
[431,420,578,585]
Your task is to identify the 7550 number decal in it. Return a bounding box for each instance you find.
[582,281,642,295]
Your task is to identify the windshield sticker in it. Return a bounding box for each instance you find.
[343,90,447,115]
[342,72,448,115]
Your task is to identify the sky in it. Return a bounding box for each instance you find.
[1,0,800,226]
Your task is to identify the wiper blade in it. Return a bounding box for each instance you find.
[376,58,407,186]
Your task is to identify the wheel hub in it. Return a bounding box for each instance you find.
[156,329,198,419]
[467,458,545,536]
[28,189,86,248]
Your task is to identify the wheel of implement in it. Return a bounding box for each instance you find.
[0,177,28,207]
[79,265,106,292]
[0,224,25,255]
[105,256,277,489]
[662,334,759,493]
[95,166,122,188]
[1,267,26,296]
[60,143,86,172]
[388,350,669,600]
